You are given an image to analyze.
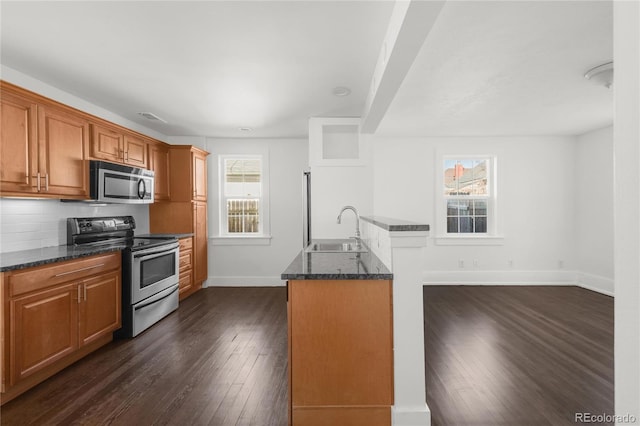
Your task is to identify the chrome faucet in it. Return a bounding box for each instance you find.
[337,205,361,246]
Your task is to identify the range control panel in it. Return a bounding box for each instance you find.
[68,216,136,235]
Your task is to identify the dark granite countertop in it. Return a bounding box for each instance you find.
[361,216,430,232]
[281,240,392,280]
[136,233,194,239]
[1,245,125,273]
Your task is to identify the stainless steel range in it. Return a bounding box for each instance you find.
[67,216,179,337]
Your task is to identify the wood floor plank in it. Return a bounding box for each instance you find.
[1,285,613,426]
[424,286,614,426]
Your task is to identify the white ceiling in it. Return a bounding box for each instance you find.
[1,1,613,139]
[378,0,614,137]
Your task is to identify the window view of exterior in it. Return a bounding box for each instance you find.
[224,158,262,234]
[444,159,489,233]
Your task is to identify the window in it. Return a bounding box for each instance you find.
[221,156,263,235]
[444,159,489,234]
[436,155,502,245]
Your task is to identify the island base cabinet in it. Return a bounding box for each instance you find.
[288,279,393,426]
[292,406,390,426]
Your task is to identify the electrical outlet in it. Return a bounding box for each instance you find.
[458,259,464,268]
[473,259,479,267]
[558,260,564,269]
[508,259,514,268]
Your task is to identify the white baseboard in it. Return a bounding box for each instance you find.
[423,270,577,286]
[423,269,615,297]
[576,271,614,296]
[207,276,285,287]
[392,404,430,426]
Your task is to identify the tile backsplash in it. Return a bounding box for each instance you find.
[0,198,149,253]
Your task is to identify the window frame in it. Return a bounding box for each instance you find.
[435,153,503,246]
[216,153,271,243]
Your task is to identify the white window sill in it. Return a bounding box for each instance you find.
[210,235,272,246]
[434,235,504,246]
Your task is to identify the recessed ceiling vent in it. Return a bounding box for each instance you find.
[137,112,167,123]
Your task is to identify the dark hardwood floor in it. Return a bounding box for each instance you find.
[424,286,614,426]
[1,287,288,426]
[1,286,614,426]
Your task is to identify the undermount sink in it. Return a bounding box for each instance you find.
[305,240,368,253]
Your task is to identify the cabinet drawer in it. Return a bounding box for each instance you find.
[179,237,193,251]
[8,252,121,297]
[179,251,192,271]
[179,268,192,282]
[179,271,193,294]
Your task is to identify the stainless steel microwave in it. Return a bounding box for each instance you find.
[89,160,154,204]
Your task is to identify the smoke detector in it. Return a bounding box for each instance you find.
[137,112,167,123]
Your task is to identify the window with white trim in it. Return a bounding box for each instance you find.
[434,154,503,246]
[220,156,263,235]
[444,158,490,234]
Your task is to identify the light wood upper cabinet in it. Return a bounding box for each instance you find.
[0,91,38,194]
[38,105,90,197]
[123,134,148,168]
[91,124,123,163]
[149,142,171,201]
[90,123,148,169]
[1,83,89,199]
[168,146,208,202]
[193,150,207,201]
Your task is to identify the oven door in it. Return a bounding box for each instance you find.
[130,242,179,304]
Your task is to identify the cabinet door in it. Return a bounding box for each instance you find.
[91,124,123,163]
[123,134,148,168]
[38,106,89,197]
[0,92,38,195]
[150,143,171,201]
[290,280,393,410]
[79,272,121,347]
[192,151,207,201]
[193,202,208,284]
[10,284,79,385]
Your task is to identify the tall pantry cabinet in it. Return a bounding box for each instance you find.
[149,146,209,300]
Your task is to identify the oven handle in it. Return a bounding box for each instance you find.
[134,284,179,310]
[133,242,179,258]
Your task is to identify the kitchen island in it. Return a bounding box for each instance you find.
[282,241,394,426]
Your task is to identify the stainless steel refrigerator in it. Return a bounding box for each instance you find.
[302,169,311,248]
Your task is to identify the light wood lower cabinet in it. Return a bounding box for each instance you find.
[287,279,394,426]
[178,237,194,300]
[1,252,121,404]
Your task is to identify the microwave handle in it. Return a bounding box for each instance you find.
[138,179,147,199]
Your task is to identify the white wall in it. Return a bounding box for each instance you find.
[206,138,308,286]
[311,164,374,240]
[310,129,374,239]
[372,135,581,285]
[0,198,149,253]
[575,126,614,295]
[614,0,640,422]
